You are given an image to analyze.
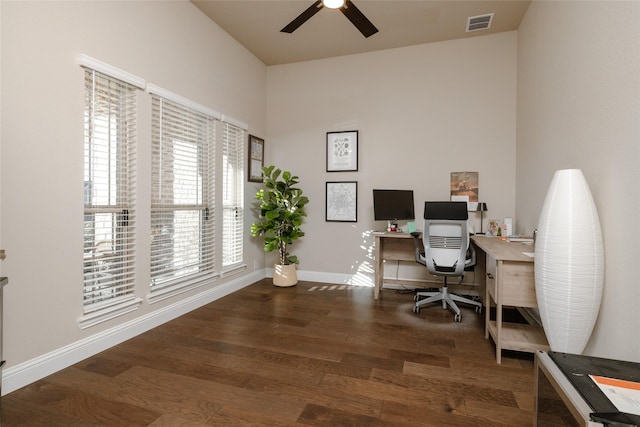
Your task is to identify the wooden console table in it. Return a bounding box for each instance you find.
[471,235,549,363]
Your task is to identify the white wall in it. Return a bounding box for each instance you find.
[266,32,518,285]
[516,0,640,362]
[0,0,267,392]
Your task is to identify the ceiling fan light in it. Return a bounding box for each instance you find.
[323,0,345,9]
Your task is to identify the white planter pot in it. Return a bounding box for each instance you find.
[273,264,298,287]
[535,169,604,354]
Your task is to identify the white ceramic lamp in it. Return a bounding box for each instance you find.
[535,169,604,354]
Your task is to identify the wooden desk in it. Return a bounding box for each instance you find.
[373,232,481,300]
[471,235,549,363]
[373,232,416,299]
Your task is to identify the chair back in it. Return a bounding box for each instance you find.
[422,201,469,277]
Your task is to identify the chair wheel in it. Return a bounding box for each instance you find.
[413,305,420,314]
[454,314,461,322]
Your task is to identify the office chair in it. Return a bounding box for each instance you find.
[410,201,482,322]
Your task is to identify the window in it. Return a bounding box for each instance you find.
[82,65,140,319]
[222,121,246,270]
[150,91,217,295]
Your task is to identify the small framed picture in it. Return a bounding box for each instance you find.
[248,135,264,182]
[326,130,358,172]
[326,181,358,222]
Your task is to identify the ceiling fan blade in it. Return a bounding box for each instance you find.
[341,0,378,38]
[281,0,324,34]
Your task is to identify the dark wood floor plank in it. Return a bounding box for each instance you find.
[115,365,305,423]
[379,400,487,427]
[3,378,160,426]
[404,360,533,393]
[464,398,534,427]
[0,279,536,426]
[244,372,385,419]
[44,366,222,424]
[370,367,519,408]
[296,403,385,427]
[387,348,451,368]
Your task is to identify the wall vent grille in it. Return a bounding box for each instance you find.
[466,13,494,32]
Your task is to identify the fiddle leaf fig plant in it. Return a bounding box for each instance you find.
[250,165,309,266]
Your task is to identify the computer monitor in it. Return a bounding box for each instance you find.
[372,189,415,229]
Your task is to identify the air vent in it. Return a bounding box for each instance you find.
[466,13,494,32]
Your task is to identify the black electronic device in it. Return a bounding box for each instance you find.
[372,189,415,230]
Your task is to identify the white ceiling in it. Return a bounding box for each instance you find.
[191,0,531,66]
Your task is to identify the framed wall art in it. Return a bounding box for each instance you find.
[450,171,479,202]
[326,130,358,172]
[248,134,264,182]
[326,181,358,222]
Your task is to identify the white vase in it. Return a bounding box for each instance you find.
[535,169,604,354]
[273,264,298,287]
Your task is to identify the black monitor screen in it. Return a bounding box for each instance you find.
[372,189,415,221]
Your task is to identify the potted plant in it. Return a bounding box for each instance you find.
[250,165,309,287]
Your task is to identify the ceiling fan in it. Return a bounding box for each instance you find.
[281,0,379,38]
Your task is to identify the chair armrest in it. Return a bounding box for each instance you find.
[410,232,426,266]
[464,243,477,271]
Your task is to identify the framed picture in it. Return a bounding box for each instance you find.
[326,130,358,172]
[326,181,357,222]
[248,135,264,182]
[450,171,479,202]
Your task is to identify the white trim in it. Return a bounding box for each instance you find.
[266,268,374,288]
[146,83,221,119]
[77,297,143,329]
[1,271,264,396]
[221,263,247,278]
[221,114,249,131]
[147,273,219,305]
[77,54,145,89]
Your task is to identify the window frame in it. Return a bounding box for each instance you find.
[148,86,221,300]
[79,55,144,328]
[221,120,247,272]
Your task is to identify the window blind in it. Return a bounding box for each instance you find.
[222,122,246,269]
[82,69,137,313]
[150,95,216,291]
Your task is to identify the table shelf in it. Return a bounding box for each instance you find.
[487,320,549,354]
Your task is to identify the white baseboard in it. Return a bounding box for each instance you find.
[1,269,265,396]
[266,267,374,287]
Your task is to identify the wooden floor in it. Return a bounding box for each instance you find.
[0,279,536,426]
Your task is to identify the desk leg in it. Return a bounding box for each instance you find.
[496,260,503,364]
[496,300,503,364]
[374,236,383,299]
[473,244,488,338]
[485,281,490,340]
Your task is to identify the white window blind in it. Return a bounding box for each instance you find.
[82,69,137,314]
[222,122,246,269]
[150,95,216,292]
